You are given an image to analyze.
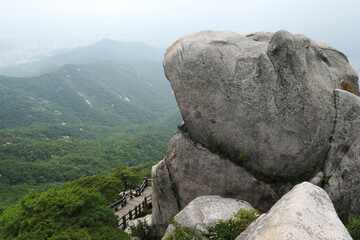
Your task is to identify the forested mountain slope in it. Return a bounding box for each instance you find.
[0,60,177,128]
[0,58,181,211]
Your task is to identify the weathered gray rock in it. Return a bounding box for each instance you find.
[150,160,180,238]
[325,138,360,216]
[164,30,358,177]
[323,89,360,215]
[164,195,254,237]
[151,29,360,238]
[125,214,152,236]
[150,131,278,238]
[309,171,323,186]
[325,89,360,176]
[236,182,352,240]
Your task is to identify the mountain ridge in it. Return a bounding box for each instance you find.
[0,38,165,77]
[0,60,177,129]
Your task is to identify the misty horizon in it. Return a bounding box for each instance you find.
[1,0,360,68]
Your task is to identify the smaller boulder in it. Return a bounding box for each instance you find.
[309,171,323,186]
[125,214,152,235]
[236,182,351,240]
[164,195,254,236]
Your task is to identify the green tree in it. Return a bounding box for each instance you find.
[0,186,130,240]
[65,175,123,203]
[112,165,139,191]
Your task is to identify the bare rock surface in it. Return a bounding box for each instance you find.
[236,182,352,240]
[150,131,278,237]
[125,214,152,235]
[325,89,360,176]
[151,29,360,239]
[164,195,254,237]
[325,139,360,216]
[323,89,360,215]
[164,29,358,177]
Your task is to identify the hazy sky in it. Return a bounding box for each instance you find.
[1,0,360,57]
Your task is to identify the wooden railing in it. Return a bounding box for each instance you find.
[108,177,150,211]
[107,177,152,229]
[118,194,152,230]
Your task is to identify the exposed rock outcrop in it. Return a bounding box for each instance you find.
[125,214,152,236]
[151,29,360,238]
[236,182,352,240]
[324,89,360,215]
[151,131,278,237]
[324,89,360,176]
[164,195,254,237]
[163,30,358,178]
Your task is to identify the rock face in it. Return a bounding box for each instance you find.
[150,131,278,237]
[163,30,358,177]
[164,195,254,237]
[151,30,360,238]
[324,89,360,215]
[236,182,352,240]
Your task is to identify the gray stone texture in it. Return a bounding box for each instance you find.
[324,89,360,215]
[236,182,352,240]
[309,171,324,186]
[150,131,278,237]
[164,195,254,237]
[163,30,358,177]
[151,29,360,238]
[125,214,152,236]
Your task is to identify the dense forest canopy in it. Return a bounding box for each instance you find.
[0,42,181,213]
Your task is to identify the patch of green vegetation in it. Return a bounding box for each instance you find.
[0,159,156,239]
[304,167,316,177]
[337,209,347,223]
[0,61,180,129]
[0,186,130,240]
[209,209,260,240]
[162,220,205,240]
[0,58,183,211]
[254,166,261,178]
[210,138,221,154]
[210,138,227,160]
[177,123,188,132]
[129,220,150,240]
[346,214,360,239]
[139,206,152,217]
[170,181,180,202]
[233,151,249,165]
[322,174,331,184]
[0,123,172,210]
[65,175,122,203]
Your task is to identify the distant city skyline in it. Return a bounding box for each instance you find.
[1,0,360,66]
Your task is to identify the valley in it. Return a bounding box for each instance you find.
[0,40,181,212]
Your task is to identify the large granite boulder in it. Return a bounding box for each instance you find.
[236,182,352,240]
[163,30,358,177]
[324,89,360,216]
[164,195,254,237]
[150,131,278,237]
[151,30,360,238]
